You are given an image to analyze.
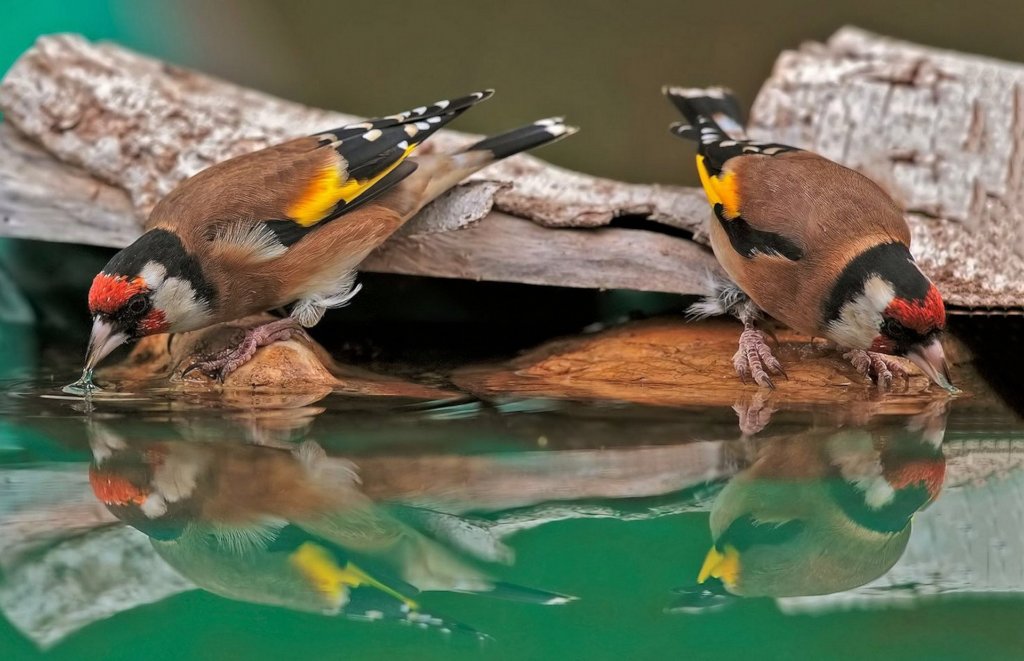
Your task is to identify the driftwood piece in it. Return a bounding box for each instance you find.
[0,34,716,296]
[96,314,460,401]
[0,30,1020,307]
[751,26,1024,308]
[452,318,981,413]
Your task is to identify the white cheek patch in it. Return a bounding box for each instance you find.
[828,276,895,349]
[152,276,213,332]
[139,261,167,289]
[863,276,895,312]
[140,492,168,518]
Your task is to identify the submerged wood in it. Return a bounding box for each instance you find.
[0,31,1020,307]
[96,314,459,401]
[452,318,981,413]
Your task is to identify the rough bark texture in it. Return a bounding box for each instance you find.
[751,26,1024,308]
[1,31,1020,305]
[0,33,715,295]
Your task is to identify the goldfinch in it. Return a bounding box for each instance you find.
[664,86,954,391]
[84,91,576,379]
[672,423,946,607]
[87,433,573,624]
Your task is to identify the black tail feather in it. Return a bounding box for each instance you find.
[663,86,744,128]
[466,117,578,160]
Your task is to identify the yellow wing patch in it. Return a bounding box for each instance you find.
[286,144,417,227]
[697,544,741,588]
[289,541,419,609]
[695,155,741,220]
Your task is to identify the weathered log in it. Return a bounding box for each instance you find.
[0,33,716,296]
[751,26,1024,308]
[0,31,1020,307]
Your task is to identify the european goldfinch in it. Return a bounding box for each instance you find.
[87,433,573,622]
[84,91,576,379]
[672,424,946,605]
[664,86,954,391]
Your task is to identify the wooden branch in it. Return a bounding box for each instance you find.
[751,26,1024,308]
[1,31,1020,307]
[0,123,718,293]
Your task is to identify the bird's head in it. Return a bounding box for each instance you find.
[825,243,953,391]
[88,441,193,540]
[86,229,214,369]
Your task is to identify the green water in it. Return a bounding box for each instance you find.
[3,2,1024,659]
[1,362,1022,660]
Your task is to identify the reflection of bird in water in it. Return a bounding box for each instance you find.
[87,433,573,635]
[672,416,946,609]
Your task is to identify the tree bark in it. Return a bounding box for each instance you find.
[0,30,1020,307]
[751,26,1024,309]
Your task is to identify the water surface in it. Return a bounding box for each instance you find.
[1,366,1022,660]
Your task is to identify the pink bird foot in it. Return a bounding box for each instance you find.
[842,349,909,390]
[183,317,308,382]
[733,325,787,389]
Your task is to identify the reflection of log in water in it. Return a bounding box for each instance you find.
[3,427,1023,646]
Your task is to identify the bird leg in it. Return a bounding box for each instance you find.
[733,323,787,389]
[182,317,309,382]
[842,349,909,390]
[687,272,786,389]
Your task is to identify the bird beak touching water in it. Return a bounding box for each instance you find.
[85,317,128,371]
[907,337,957,393]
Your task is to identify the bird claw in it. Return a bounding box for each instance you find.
[179,318,306,382]
[842,350,909,390]
[733,327,786,389]
[733,390,777,437]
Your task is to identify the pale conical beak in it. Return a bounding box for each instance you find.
[85,317,128,371]
[907,338,957,393]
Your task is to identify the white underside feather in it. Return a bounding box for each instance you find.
[291,272,361,327]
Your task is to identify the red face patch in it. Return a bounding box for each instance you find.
[89,464,149,506]
[140,309,169,335]
[870,335,895,353]
[884,285,946,334]
[88,273,147,315]
[883,458,946,501]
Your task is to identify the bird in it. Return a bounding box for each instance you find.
[83,90,576,380]
[86,430,574,632]
[663,86,955,392]
[670,420,946,608]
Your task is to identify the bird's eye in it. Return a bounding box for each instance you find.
[126,295,149,315]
